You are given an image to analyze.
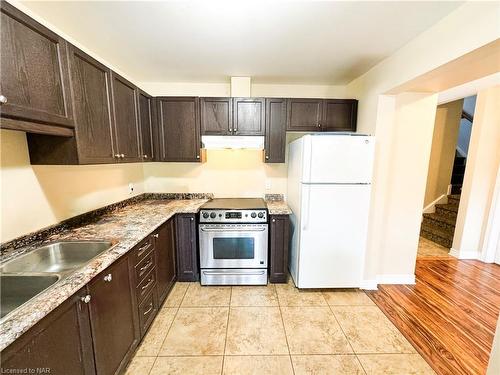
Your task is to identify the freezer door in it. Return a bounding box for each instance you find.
[302,135,374,184]
[297,183,371,288]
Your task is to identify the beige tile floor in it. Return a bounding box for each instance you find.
[417,236,453,258]
[125,280,435,375]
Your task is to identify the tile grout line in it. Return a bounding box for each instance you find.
[220,286,233,374]
[277,296,295,375]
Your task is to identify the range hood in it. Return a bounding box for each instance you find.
[201,136,264,150]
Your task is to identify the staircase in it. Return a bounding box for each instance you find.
[420,194,460,248]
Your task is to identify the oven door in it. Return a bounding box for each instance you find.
[199,224,268,269]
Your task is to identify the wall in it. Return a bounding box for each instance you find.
[345,1,500,283]
[0,130,145,242]
[424,99,463,208]
[452,86,500,259]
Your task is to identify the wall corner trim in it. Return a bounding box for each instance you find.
[449,248,480,259]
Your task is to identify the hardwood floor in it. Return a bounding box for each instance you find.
[368,258,500,375]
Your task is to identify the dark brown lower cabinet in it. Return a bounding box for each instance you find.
[0,287,95,375]
[269,215,290,283]
[175,214,199,281]
[87,255,139,375]
[155,218,177,303]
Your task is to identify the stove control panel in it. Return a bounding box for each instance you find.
[199,209,267,223]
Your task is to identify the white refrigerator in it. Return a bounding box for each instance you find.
[287,134,375,288]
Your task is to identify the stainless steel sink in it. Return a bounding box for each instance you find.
[0,241,113,274]
[0,274,60,318]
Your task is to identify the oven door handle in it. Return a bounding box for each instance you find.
[199,227,267,233]
[202,270,267,276]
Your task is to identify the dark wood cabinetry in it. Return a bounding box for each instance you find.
[155,219,177,303]
[233,97,265,135]
[269,215,290,283]
[175,214,199,281]
[157,97,201,162]
[287,98,357,132]
[137,90,155,162]
[87,255,138,375]
[323,99,358,132]
[0,287,95,375]
[110,72,141,163]
[0,1,74,135]
[264,98,287,163]
[200,97,232,135]
[287,99,323,131]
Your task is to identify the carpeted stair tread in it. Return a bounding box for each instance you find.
[423,212,457,226]
[435,203,459,213]
[420,222,454,238]
[420,223,454,248]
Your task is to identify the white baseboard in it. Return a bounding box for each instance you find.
[449,248,480,259]
[359,279,378,290]
[423,194,448,214]
[377,274,416,285]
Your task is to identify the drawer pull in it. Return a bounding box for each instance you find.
[103,274,112,282]
[141,278,154,291]
[143,303,154,316]
[137,241,151,257]
[139,260,153,273]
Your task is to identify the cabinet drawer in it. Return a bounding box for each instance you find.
[135,249,156,285]
[133,236,155,264]
[136,268,156,303]
[138,289,158,336]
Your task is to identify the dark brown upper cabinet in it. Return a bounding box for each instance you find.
[200,97,232,135]
[157,97,201,162]
[0,2,74,135]
[110,72,141,163]
[323,99,358,132]
[233,97,265,135]
[264,98,287,163]
[287,98,358,132]
[137,90,154,162]
[287,98,323,131]
[87,255,138,375]
[0,287,95,375]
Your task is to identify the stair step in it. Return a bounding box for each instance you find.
[423,213,457,232]
[448,194,461,205]
[435,203,459,218]
[420,223,454,248]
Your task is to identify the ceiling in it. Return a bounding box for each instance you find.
[21,1,463,85]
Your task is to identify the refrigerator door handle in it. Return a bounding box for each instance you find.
[302,184,311,230]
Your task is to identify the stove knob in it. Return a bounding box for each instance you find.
[210,212,217,219]
[202,212,209,219]
[258,212,264,218]
[251,212,257,218]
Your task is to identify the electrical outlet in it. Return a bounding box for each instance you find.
[265,180,271,190]
[128,183,134,194]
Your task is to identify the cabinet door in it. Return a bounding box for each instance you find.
[264,98,287,163]
[158,97,201,162]
[110,72,141,162]
[88,256,138,375]
[69,45,116,164]
[200,97,232,135]
[0,2,74,128]
[0,288,95,375]
[287,99,323,131]
[323,99,358,132]
[269,215,290,283]
[175,214,199,282]
[137,90,154,161]
[155,219,177,304]
[233,97,265,135]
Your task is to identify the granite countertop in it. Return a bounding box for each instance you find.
[264,194,293,215]
[0,198,208,351]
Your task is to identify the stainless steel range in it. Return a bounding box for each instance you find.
[199,198,268,285]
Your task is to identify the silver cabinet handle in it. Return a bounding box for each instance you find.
[140,260,153,273]
[191,217,194,221]
[143,303,154,316]
[265,155,269,160]
[143,154,148,158]
[153,233,159,238]
[272,219,276,222]
[104,273,112,282]
[121,154,125,158]
[141,277,154,290]
[81,295,91,303]
[0,95,7,104]
[196,155,200,159]
[318,123,321,127]
[114,154,121,158]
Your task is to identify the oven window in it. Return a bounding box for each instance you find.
[213,238,254,259]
